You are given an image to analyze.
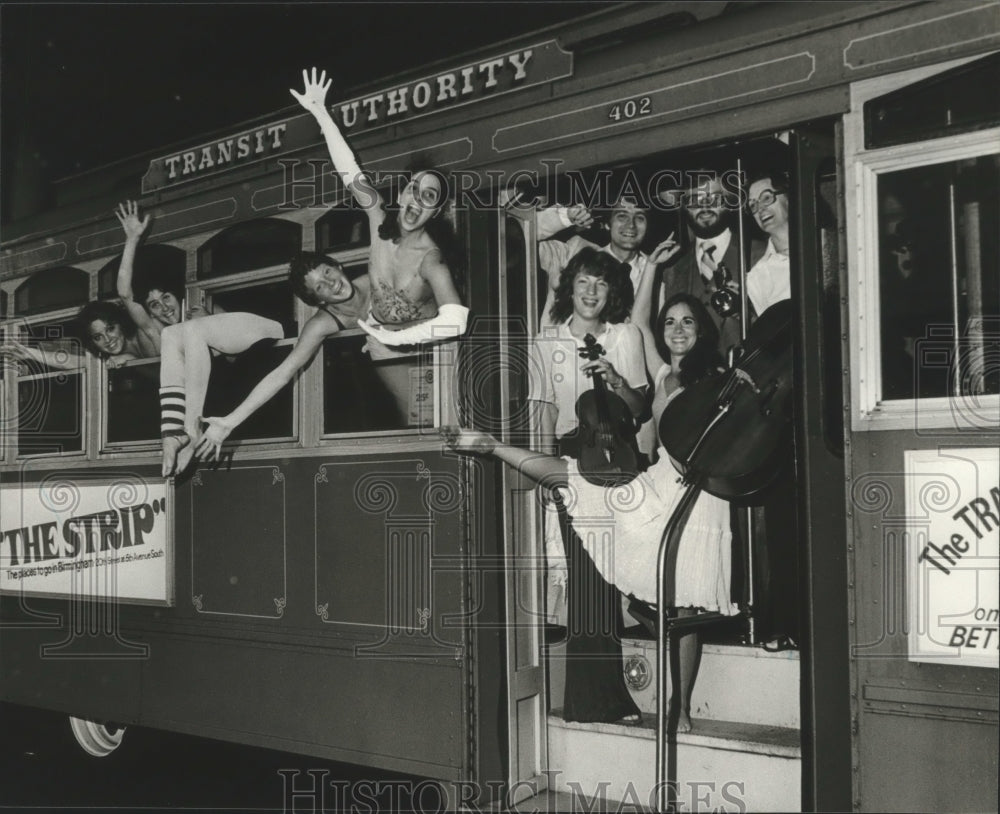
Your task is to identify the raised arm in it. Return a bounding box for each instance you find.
[114,201,161,342]
[195,313,335,459]
[634,232,680,379]
[291,67,381,218]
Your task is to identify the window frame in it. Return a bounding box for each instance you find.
[845,55,1000,432]
[316,245,457,443]
[1,307,90,461]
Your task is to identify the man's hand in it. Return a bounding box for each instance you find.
[647,232,680,265]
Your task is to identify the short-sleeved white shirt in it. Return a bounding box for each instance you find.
[528,319,648,439]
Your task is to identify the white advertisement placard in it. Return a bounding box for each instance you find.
[906,447,999,669]
[0,477,173,605]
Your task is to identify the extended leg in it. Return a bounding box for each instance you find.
[159,324,190,477]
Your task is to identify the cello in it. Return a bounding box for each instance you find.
[651,299,795,810]
[573,333,641,487]
[658,299,795,499]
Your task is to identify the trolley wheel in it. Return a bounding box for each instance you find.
[68,716,126,757]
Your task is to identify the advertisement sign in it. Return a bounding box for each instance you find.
[0,477,173,605]
[906,448,999,668]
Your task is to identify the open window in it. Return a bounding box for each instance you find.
[848,53,1000,430]
[8,315,86,457]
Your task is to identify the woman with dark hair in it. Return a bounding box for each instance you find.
[288,69,467,357]
[527,245,649,724]
[1,300,158,371]
[76,300,159,364]
[632,261,737,732]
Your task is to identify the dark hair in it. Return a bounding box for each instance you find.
[549,246,634,325]
[134,269,184,307]
[376,166,463,298]
[75,300,138,356]
[746,168,791,198]
[653,293,723,387]
[288,251,342,307]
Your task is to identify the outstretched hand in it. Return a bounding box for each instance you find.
[195,416,234,461]
[647,231,680,266]
[115,200,151,241]
[0,338,32,362]
[439,426,498,455]
[291,67,333,117]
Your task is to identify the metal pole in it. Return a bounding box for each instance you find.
[656,480,702,813]
[736,157,756,642]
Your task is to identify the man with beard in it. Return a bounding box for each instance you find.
[659,171,763,356]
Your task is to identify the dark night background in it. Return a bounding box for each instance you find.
[1,1,610,225]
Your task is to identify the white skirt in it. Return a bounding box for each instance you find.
[559,449,738,614]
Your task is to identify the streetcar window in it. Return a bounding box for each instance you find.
[865,54,1000,149]
[208,279,297,338]
[877,155,999,401]
[13,319,85,456]
[316,259,436,434]
[97,243,187,302]
[197,218,302,279]
[13,267,89,316]
[322,334,434,433]
[204,341,296,442]
[316,208,370,253]
[106,359,161,444]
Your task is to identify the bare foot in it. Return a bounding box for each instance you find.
[676,709,692,734]
[174,426,203,475]
[162,433,190,477]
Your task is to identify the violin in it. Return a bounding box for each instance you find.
[658,300,794,500]
[574,333,641,487]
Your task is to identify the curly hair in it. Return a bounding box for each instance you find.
[653,293,723,387]
[288,251,343,307]
[75,300,138,356]
[548,246,634,325]
[134,269,185,307]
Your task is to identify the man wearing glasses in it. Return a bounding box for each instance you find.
[745,170,792,318]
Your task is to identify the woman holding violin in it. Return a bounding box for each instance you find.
[528,246,647,724]
[634,256,740,732]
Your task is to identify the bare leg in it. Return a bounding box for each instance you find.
[159,325,190,477]
[373,365,416,425]
[159,314,283,475]
[670,607,702,733]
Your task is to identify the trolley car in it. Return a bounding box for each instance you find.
[2,3,997,811]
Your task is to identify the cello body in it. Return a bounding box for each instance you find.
[658,300,794,500]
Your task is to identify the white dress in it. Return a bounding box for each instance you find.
[558,444,737,613]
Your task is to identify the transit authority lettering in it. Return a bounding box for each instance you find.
[163,124,287,181]
[1,502,157,567]
[337,49,533,129]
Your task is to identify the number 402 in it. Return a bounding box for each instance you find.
[608,97,652,122]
